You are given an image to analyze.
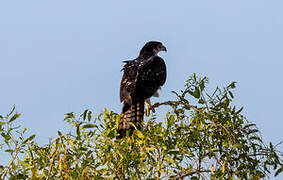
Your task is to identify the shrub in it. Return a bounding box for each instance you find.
[0,74,282,179]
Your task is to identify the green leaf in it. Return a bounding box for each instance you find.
[228,91,234,98]
[228,81,236,89]
[270,142,274,152]
[129,122,137,130]
[247,129,259,135]
[88,111,92,122]
[23,134,36,144]
[244,123,256,129]
[198,98,205,104]
[136,130,144,139]
[83,109,88,120]
[1,132,11,141]
[58,131,62,136]
[199,77,208,91]
[82,124,96,129]
[190,87,200,99]
[275,167,283,177]
[168,115,175,127]
[249,136,263,142]
[22,128,27,134]
[236,107,243,114]
[104,108,109,116]
[5,149,14,153]
[7,106,16,117]
[169,150,179,155]
[64,112,75,121]
[232,143,243,149]
[76,123,81,138]
[9,113,21,123]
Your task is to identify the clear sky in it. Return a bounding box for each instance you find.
[0,0,282,177]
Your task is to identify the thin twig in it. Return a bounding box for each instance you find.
[1,144,23,179]
[151,100,198,112]
[46,143,58,180]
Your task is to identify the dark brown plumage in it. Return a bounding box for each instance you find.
[118,41,167,138]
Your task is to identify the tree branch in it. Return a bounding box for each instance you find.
[1,144,23,180]
[167,169,210,179]
[151,100,198,112]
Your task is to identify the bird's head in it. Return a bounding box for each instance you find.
[139,41,167,57]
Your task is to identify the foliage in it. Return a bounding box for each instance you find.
[0,74,282,179]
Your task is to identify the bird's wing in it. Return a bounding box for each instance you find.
[120,60,138,103]
[137,56,167,87]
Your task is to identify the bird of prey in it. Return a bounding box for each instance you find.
[118,41,167,138]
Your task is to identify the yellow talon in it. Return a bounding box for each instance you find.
[146,102,150,117]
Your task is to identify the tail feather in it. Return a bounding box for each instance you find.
[117,100,144,138]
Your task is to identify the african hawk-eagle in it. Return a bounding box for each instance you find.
[118,41,167,138]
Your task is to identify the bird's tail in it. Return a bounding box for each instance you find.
[117,100,144,138]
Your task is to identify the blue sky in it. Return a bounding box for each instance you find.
[0,0,282,176]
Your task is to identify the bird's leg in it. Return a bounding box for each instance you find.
[145,89,160,116]
[145,98,156,116]
[145,98,151,117]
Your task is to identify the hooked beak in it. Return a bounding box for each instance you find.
[161,45,167,52]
